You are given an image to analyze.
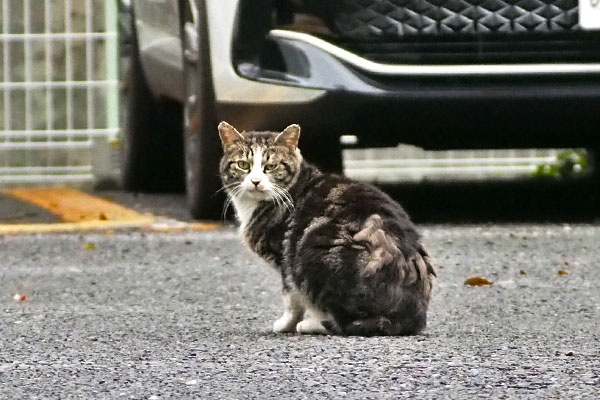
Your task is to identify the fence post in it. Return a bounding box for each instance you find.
[105,0,120,141]
[91,0,120,186]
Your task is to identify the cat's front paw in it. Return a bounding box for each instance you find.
[296,319,330,335]
[273,314,299,333]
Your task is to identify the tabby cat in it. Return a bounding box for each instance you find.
[218,122,435,336]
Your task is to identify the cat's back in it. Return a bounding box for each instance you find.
[286,170,426,273]
[293,171,416,236]
[287,169,434,336]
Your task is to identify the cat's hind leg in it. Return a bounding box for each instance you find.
[273,290,304,333]
[296,307,332,335]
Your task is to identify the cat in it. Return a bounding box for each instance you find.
[218,121,435,336]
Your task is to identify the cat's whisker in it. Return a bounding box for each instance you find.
[221,184,243,220]
[274,184,293,203]
[272,185,294,212]
[222,196,234,220]
[266,189,281,210]
[215,182,239,195]
[271,186,293,214]
[229,184,244,197]
[269,187,286,209]
[275,191,292,214]
[271,187,290,212]
[268,191,284,212]
[222,194,239,220]
[222,197,233,221]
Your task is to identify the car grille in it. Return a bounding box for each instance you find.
[328,0,580,38]
[303,0,600,64]
[335,32,600,64]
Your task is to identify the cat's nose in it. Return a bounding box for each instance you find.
[251,178,261,187]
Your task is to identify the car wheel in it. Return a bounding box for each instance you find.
[182,1,223,220]
[121,15,184,192]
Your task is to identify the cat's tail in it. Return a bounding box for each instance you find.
[322,316,425,337]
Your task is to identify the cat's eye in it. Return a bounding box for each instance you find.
[263,163,278,172]
[237,160,250,170]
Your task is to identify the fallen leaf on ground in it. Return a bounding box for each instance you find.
[519,270,527,275]
[464,277,493,286]
[558,270,568,275]
[83,243,96,250]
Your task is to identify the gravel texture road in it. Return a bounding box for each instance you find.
[1,223,599,399]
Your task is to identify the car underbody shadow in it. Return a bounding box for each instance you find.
[379,177,600,224]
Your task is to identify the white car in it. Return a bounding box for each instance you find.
[120,0,600,219]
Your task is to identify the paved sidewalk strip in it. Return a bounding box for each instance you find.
[0,188,219,234]
[2,188,149,223]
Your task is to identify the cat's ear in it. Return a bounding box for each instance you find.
[218,121,244,149]
[275,124,300,149]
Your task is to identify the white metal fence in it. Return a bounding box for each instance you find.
[0,0,119,187]
[344,146,580,183]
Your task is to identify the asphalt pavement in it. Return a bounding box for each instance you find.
[0,193,59,224]
[1,220,599,398]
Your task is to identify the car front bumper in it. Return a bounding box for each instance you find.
[209,0,600,149]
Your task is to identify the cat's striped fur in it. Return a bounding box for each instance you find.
[219,122,435,336]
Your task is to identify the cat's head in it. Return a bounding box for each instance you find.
[218,121,302,202]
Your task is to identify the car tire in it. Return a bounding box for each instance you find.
[182,1,223,220]
[121,16,184,193]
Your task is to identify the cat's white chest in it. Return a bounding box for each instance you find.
[231,195,259,230]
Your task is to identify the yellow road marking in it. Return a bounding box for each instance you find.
[1,187,146,222]
[0,220,153,235]
[0,219,220,235]
[143,221,220,232]
[0,188,220,234]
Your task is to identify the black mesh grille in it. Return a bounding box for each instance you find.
[326,0,580,38]
[294,0,600,64]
